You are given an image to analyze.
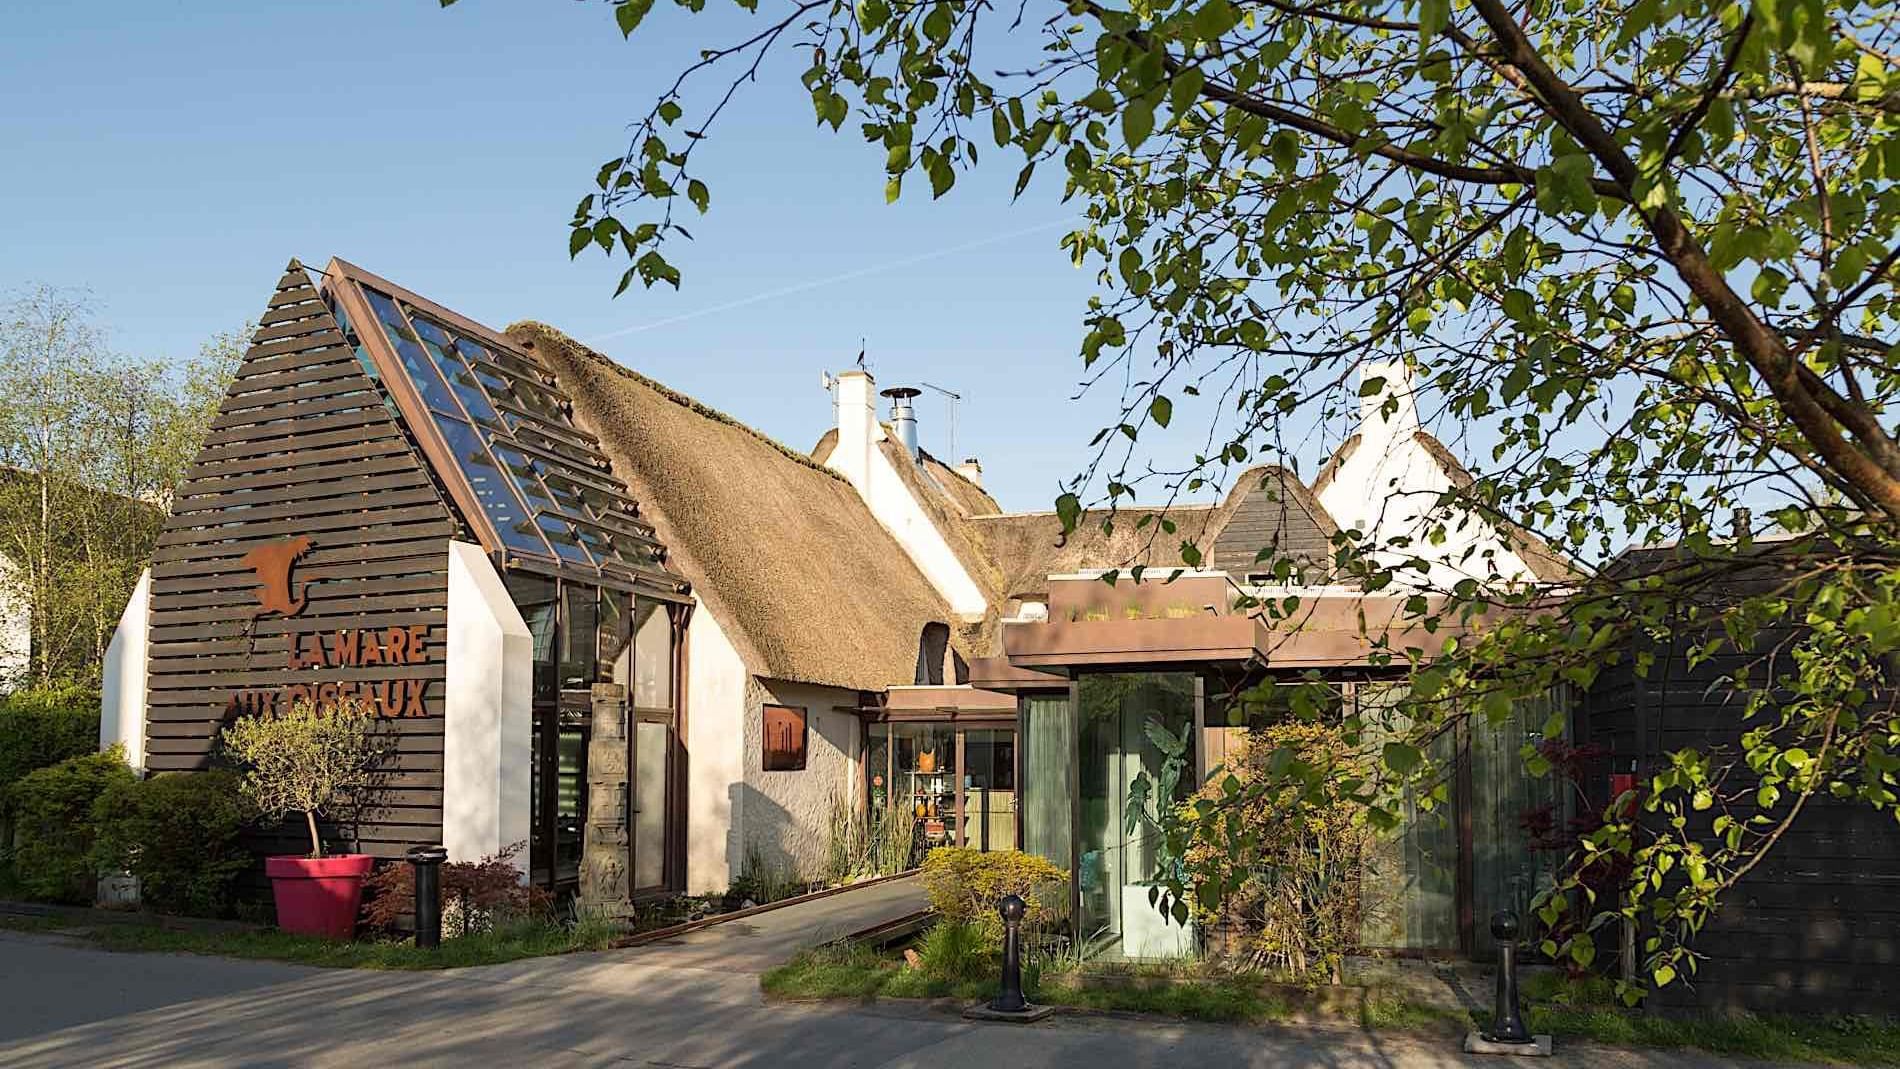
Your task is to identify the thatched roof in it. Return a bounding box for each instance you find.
[1409,432,1580,582]
[964,466,1334,600]
[918,450,999,516]
[1314,431,1579,582]
[510,323,955,692]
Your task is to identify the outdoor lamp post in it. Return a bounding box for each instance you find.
[406,845,448,950]
[993,894,1028,1013]
[1485,911,1533,1044]
[963,893,1053,1022]
[1464,910,1550,1056]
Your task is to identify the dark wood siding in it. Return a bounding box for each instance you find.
[1585,586,1900,1015]
[145,263,456,862]
[1208,468,1335,574]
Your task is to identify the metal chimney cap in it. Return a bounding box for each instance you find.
[880,386,922,400]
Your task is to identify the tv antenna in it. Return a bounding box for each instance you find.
[920,382,961,461]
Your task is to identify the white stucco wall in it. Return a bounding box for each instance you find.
[684,597,747,894]
[1317,362,1536,590]
[826,371,988,619]
[744,677,860,882]
[443,541,533,871]
[99,569,151,770]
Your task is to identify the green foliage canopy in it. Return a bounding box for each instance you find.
[464,0,1900,997]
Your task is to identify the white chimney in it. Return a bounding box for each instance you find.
[831,369,880,491]
[955,458,983,487]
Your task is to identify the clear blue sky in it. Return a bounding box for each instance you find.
[2,1,1334,511]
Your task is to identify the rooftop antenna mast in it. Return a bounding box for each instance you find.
[920,381,961,461]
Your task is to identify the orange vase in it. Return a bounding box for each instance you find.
[918,749,937,774]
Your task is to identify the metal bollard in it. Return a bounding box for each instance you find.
[406,845,448,950]
[1484,910,1534,1045]
[992,894,1028,1014]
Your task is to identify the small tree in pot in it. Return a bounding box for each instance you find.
[222,696,381,939]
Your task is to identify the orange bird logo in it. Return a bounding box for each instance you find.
[240,535,313,617]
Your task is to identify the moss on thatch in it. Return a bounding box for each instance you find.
[511,322,954,692]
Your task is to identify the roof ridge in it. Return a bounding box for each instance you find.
[506,321,850,485]
[915,445,990,497]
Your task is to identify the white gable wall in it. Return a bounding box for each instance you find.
[99,569,151,770]
[1317,361,1538,590]
[683,596,864,894]
[684,595,747,894]
[826,370,989,619]
[743,677,859,885]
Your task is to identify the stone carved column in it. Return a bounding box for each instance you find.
[581,683,634,919]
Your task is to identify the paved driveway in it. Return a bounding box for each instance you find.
[0,881,1798,1069]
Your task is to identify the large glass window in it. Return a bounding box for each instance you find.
[632,598,672,709]
[559,584,598,691]
[1077,673,1197,958]
[633,720,670,889]
[506,573,558,705]
[597,587,631,687]
[1022,695,1074,877]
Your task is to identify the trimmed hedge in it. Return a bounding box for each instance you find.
[8,748,135,902]
[92,770,252,917]
[0,685,101,807]
[918,847,1068,941]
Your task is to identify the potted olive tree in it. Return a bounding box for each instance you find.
[222,696,380,939]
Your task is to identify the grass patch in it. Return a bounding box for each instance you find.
[766,934,1900,1065]
[1,911,622,970]
[761,930,1290,1024]
[1039,972,1291,1022]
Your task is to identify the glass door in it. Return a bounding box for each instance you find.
[628,597,676,894]
[959,728,1017,851]
[1077,673,1196,957]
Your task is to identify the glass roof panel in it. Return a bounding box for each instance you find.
[364,289,462,418]
[338,269,678,591]
[433,414,550,556]
[414,332,505,431]
[491,443,594,566]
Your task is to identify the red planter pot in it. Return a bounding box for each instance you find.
[265,854,374,940]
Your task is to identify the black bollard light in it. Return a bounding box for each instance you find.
[1483,910,1534,1045]
[406,845,448,950]
[991,894,1029,1013]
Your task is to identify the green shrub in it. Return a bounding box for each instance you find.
[0,685,101,807]
[7,748,135,902]
[918,847,1068,941]
[918,919,993,980]
[91,770,253,916]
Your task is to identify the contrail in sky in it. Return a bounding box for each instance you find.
[588,218,1074,342]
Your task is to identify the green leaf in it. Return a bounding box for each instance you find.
[1055,492,1082,534]
[568,226,592,259]
[616,0,656,37]
[1123,95,1156,150]
[1149,395,1172,428]
[1652,963,1677,987]
[686,179,709,213]
[1382,741,1422,775]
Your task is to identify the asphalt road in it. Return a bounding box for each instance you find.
[0,887,1797,1069]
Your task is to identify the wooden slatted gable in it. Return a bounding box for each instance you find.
[145,261,455,860]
